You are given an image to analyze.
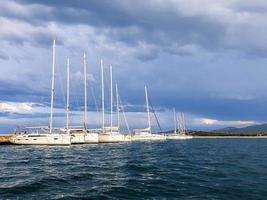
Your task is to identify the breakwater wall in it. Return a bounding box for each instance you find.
[0,135,12,144]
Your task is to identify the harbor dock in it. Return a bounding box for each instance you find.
[0,135,12,144]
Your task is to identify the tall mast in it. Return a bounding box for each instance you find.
[177,112,181,135]
[173,108,176,134]
[145,86,151,132]
[182,112,186,134]
[49,39,56,134]
[66,58,70,133]
[115,83,120,130]
[101,59,105,134]
[177,112,184,135]
[110,65,113,134]
[83,53,87,130]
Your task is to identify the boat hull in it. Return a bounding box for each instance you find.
[132,133,166,141]
[10,134,71,145]
[98,133,126,143]
[166,135,193,140]
[70,133,85,144]
[84,133,99,143]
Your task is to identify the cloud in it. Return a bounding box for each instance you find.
[201,118,218,125]
[0,0,263,58]
[0,50,9,60]
[71,71,96,82]
[0,102,33,113]
[1,0,267,131]
[133,42,159,62]
[199,118,256,128]
[0,17,54,46]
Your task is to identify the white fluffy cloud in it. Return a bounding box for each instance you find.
[0,102,33,113]
[199,118,256,128]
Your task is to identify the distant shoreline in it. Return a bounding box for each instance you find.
[193,136,267,139]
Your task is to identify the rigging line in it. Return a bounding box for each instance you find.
[181,113,185,134]
[119,94,130,133]
[182,112,188,134]
[71,73,82,127]
[104,68,112,111]
[148,96,162,133]
[90,86,99,112]
[176,112,181,134]
[56,62,67,113]
[175,112,179,134]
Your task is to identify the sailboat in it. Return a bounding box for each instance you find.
[131,86,166,141]
[10,40,71,145]
[83,54,99,143]
[167,109,193,140]
[98,63,126,143]
[66,56,85,144]
[69,53,99,144]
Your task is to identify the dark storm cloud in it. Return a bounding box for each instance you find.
[9,0,226,59]
[6,0,265,63]
[0,79,47,102]
[16,0,141,27]
[0,50,9,60]
[231,1,267,14]
[2,0,267,59]
[1,0,267,130]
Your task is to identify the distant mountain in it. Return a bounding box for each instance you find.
[213,123,267,134]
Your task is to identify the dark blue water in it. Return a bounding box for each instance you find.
[0,139,267,199]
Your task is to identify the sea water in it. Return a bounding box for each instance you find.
[0,139,267,199]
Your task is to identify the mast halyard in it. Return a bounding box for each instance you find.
[66,58,70,133]
[115,83,120,131]
[49,39,56,134]
[182,112,186,134]
[173,108,177,134]
[110,65,113,134]
[145,86,151,133]
[83,53,88,130]
[101,59,105,134]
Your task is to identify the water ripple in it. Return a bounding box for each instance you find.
[0,139,267,199]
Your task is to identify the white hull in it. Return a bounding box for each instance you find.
[84,133,99,143]
[10,134,71,145]
[124,134,132,142]
[166,134,193,140]
[132,133,166,141]
[70,133,85,144]
[98,133,126,143]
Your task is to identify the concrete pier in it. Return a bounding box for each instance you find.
[0,134,12,144]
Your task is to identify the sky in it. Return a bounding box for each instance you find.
[1,0,267,133]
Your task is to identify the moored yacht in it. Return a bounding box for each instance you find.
[69,129,99,144]
[98,127,126,143]
[11,127,71,145]
[98,63,126,143]
[166,109,193,140]
[131,128,165,141]
[10,40,71,145]
[131,86,166,141]
[84,130,99,143]
[67,54,99,144]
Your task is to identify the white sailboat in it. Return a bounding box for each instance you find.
[98,64,126,143]
[131,86,166,141]
[167,109,193,140]
[69,53,99,144]
[83,56,99,143]
[116,83,132,142]
[11,127,71,145]
[11,40,71,145]
[67,56,85,144]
